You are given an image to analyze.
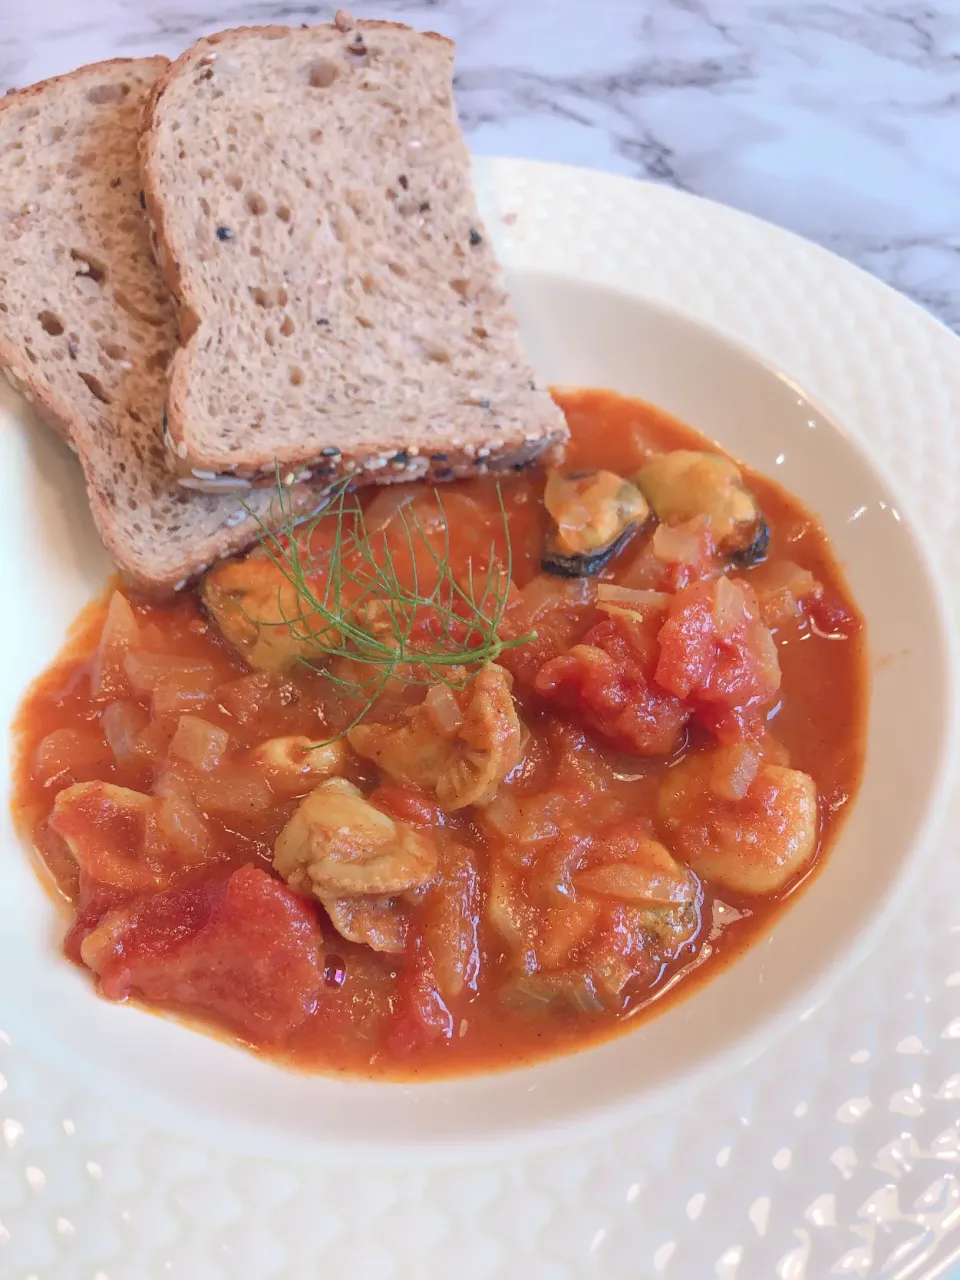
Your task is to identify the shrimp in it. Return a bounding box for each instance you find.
[659,749,818,894]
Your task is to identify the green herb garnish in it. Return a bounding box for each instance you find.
[243,472,535,735]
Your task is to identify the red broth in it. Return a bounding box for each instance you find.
[11,390,866,1078]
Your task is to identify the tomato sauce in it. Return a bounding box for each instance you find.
[10,390,867,1079]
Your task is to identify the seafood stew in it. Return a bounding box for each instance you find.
[12,389,866,1078]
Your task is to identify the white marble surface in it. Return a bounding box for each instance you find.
[2,0,959,330]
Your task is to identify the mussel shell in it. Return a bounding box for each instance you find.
[726,515,770,569]
[542,525,638,578]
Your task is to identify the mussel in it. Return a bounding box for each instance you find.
[634,450,770,569]
[541,469,651,578]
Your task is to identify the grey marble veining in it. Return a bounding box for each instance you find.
[3,0,959,328]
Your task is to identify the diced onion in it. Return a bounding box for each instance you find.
[422,845,480,1001]
[576,862,690,904]
[168,715,230,772]
[133,722,171,766]
[423,684,464,735]
[91,592,140,697]
[155,791,213,862]
[182,767,275,816]
[509,573,596,628]
[124,651,217,696]
[709,742,761,801]
[501,972,605,1015]
[216,672,273,724]
[536,901,600,968]
[589,949,637,1007]
[486,863,534,953]
[753,561,821,628]
[597,584,671,610]
[483,795,560,852]
[33,727,112,784]
[574,832,697,905]
[102,700,150,766]
[755,560,819,597]
[651,522,702,565]
[711,575,748,634]
[362,485,418,535]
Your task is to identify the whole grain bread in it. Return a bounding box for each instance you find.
[0,59,326,593]
[140,18,568,491]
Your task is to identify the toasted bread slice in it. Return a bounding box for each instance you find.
[0,59,324,594]
[140,19,567,491]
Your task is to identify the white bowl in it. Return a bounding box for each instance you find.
[0,269,955,1162]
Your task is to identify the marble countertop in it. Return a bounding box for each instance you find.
[3,0,959,330]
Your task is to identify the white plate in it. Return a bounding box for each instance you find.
[1,158,959,1278]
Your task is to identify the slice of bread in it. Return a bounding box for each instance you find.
[0,59,325,594]
[140,19,568,490]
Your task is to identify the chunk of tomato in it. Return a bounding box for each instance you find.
[49,781,164,894]
[64,879,131,966]
[806,589,862,638]
[498,576,597,691]
[386,939,455,1052]
[655,578,780,739]
[78,865,323,1042]
[369,782,446,828]
[534,613,689,756]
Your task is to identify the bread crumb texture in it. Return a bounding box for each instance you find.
[143,23,568,486]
